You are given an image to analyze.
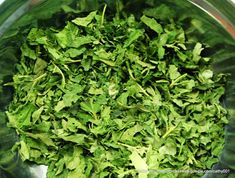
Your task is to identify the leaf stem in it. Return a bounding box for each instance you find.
[101,4,107,25]
[162,125,176,139]
[170,73,187,88]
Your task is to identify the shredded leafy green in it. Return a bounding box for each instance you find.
[6,4,228,178]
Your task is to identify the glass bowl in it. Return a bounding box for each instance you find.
[0,0,235,178]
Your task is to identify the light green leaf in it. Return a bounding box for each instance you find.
[141,15,163,34]
[55,100,66,112]
[129,150,148,178]
[124,29,144,48]
[80,99,101,115]
[121,124,143,141]
[72,11,97,27]
[159,142,177,156]
[193,42,204,63]
[58,134,86,144]
[168,65,181,80]
[19,141,30,161]
[32,106,44,124]
[65,47,86,58]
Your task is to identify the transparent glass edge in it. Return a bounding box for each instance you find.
[189,0,235,39]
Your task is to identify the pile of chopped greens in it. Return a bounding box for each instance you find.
[6,4,228,178]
